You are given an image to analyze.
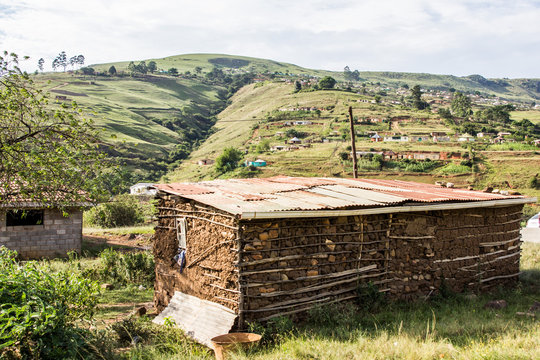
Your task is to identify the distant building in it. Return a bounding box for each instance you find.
[497,132,512,137]
[130,183,157,196]
[370,134,383,142]
[289,137,302,144]
[458,134,476,142]
[271,145,287,151]
[247,159,267,167]
[293,121,312,126]
[384,136,409,142]
[477,132,495,138]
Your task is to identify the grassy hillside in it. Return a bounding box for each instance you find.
[33,71,227,183]
[92,54,540,103]
[167,81,540,209]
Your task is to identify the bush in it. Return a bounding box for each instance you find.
[0,247,98,359]
[85,194,149,228]
[99,249,155,286]
[215,147,244,173]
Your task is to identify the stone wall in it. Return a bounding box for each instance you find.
[0,208,82,258]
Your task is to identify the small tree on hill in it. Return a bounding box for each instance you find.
[147,61,157,74]
[108,65,117,76]
[319,76,336,89]
[410,85,429,110]
[215,147,243,173]
[37,58,44,72]
[451,92,472,117]
[168,67,178,76]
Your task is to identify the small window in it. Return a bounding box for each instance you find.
[176,217,187,249]
[6,210,44,227]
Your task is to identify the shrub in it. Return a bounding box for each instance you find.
[85,194,148,228]
[99,249,155,286]
[215,147,244,173]
[0,247,98,358]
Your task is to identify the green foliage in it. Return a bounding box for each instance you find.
[247,316,294,346]
[437,163,472,175]
[356,282,386,311]
[294,80,302,92]
[147,61,157,74]
[410,85,429,110]
[451,92,472,117]
[529,175,540,189]
[108,65,117,75]
[167,67,178,76]
[0,247,99,359]
[256,139,270,153]
[475,104,515,124]
[0,51,110,208]
[319,76,336,89]
[85,194,152,228]
[215,147,244,173]
[98,248,155,285]
[339,151,349,161]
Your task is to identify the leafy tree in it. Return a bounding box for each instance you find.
[0,51,110,208]
[215,147,243,173]
[108,65,117,76]
[76,54,85,67]
[147,60,157,73]
[475,104,515,124]
[438,108,453,121]
[294,80,302,92]
[194,66,202,74]
[451,92,472,117]
[53,51,67,72]
[80,67,95,75]
[37,57,44,72]
[319,76,336,89]
[69,56,78,70]
[410,85,429,110]
[168,67,178,76]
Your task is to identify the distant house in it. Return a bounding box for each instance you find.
[534,139,540,147]
[433,136,451,142]
[0,183,85,259]
[130,183,158,196]
[370,134,383,142]
[430,132,447,137]
[383,150,398,160]
[289,137,302,144]
[293,121,312,126]
[458,134,476,142]
[271,145,287,151]
[477,132,495,138]
[497,132,512,137]
[352,151,383,159]
[247,159,267,167]
[197,159,215,166]
[384,136,409,142]
[414,152,440,161]
[410,135,430,142]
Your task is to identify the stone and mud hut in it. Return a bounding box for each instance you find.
[151,176,534,344]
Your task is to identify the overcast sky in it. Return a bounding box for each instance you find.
[1,0,540,78]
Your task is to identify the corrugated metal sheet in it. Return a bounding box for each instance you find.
[153,291,237,349]
[155,176,528,216]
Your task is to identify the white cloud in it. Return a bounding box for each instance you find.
[1,0,539,77]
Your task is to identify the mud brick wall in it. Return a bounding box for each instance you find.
[0,208,82,259]
[153,194,240,313]
[388,205,523,300]
[238,215,391,322]
[153,195,524,325]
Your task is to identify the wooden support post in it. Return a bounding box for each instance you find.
[349,106,358,178]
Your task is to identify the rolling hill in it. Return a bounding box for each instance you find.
[31,53,540,189]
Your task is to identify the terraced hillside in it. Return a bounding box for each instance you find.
[167,81,540,209]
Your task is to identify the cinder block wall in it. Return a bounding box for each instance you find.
[0,208,82,259]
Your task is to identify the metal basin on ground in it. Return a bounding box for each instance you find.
[211,333,262,360]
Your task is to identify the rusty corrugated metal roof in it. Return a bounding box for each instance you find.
[155,176,530,216]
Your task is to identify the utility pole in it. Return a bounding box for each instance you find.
[349,106,358,178]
